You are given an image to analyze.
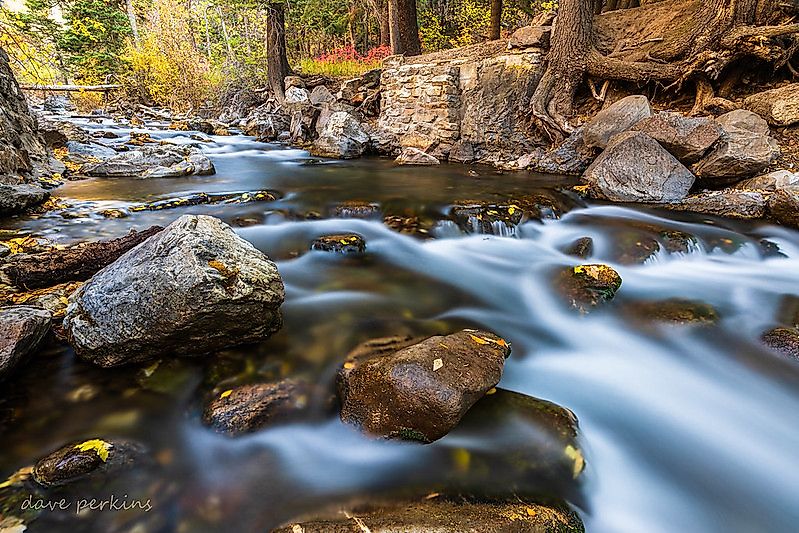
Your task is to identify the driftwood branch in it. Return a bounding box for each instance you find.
[0,226,162,290]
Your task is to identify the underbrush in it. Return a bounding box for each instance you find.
[298,45,390,78]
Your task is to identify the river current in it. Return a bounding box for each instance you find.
[2,118,798,532]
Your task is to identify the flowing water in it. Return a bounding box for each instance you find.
[2,118,799,532]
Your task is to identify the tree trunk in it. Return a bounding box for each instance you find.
[0,227,163,290]
[125,0,140,43]
[266,2,292,99]
[489,0,503,40]
[368,0,391,47]
[388,0,421,55]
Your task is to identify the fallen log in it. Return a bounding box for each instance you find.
[20,84,121,92]
[0,226,162,290]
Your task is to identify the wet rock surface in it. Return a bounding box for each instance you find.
[665,189,768,219]
[761,327,799,361]
[556,264,622,312]
[621,299,719,325]
[0,306,51,378]
[64,215,284,367]
[0,183,50,216]
[32,438,146,487]
[450,202,524,235]
[84,145,215,178]
[564,237,594,259]
[583,95,652,149]
[338,330,511,442]
[203,380,313,435]
[582,131,695,203]
[311,234,366,255]
[274,497,584,533]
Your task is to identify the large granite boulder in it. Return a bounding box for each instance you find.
[0,306,51,379]
[311,111,370,158]
[582,131,695,202]
[64,215,284,367]
[0,183,50,216]
[583,95,652,149]
[338,330,511,442]
[744,83,799,126]
[632,111,723,163]
[84,145,215,178]
[692,110,780,180]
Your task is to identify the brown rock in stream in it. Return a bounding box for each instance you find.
[338,330,511,442]
[0,306,51,379]
[32,438,146,487]
[767,187,799,229]
[761,327,799,361]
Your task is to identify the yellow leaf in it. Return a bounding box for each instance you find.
[74,439,113,462]
[486,387,497,395]
[469,334,489,345]
[220,389,233,399]
[564,444,585,478]
[526,507,537,517]
[343,362,355,369]
[432,358,443,371]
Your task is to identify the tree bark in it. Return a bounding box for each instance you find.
[368,0,391,47]
[266,1,292,99]
[388,0,421,55]
[0,227,163,290]
[489,0,503,40]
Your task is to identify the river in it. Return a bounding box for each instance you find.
[2,117,798,532]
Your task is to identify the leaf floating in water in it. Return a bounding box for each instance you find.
[220,389,233,399]
[432,358,443,371]
[486,387,497,395]
[564,444,585,478]
[74,439,113,462]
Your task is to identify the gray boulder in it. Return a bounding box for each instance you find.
[0,306,51,379]
[582,131,695,202]
[241,102,290,142]
[84,145,215,178]
[64,215,284,367]
[692,110,780,180]
[0,183,50,215]
[583,95,652,149]
[338,330,511,442]
[311,111,370,159]
[744,83,799,126]
[309,84,336,105]
[396,146,440,165]
[632,111,723,163]
[284,86,310,104]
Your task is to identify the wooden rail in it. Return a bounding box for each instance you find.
[20,84,121,92]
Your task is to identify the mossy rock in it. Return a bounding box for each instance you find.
[556,264,622,312]
[311,233,366,255]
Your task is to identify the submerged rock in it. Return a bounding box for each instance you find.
[665,189,767,219]
[583,94,652,149]
[692,110,779,180]
[621,299,719,325]
[338,330,511,442]
[564,237,594,259]
[332,201,381,219]
[761,327,799,361]
[556,264,622,312]
[396,146,440,165]
[0,183,50,216]
[0,306,51,379]
[632,111,722,164]
[84,145,215,178]
[203,380,312,435]
[582,131,695,202]
[311,234,366,255]
[127,190,278,213]
[744,83,799,127]
[312,111,370,159]
[275,498,584,533]
[64,215,284,367]
[33,438,145,487]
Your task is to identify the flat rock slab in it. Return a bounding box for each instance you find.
[582,131,695,202]
[0,306,51,379]
[338,330,511,442]
[84,145,215,178]
[64,215,284,367]
[275,498,584,533]
[583,94,652,149]
[665,189,768,219]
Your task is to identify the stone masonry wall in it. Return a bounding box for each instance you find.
[378,49,546,164]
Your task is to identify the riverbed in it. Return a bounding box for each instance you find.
[2,118,799,532]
